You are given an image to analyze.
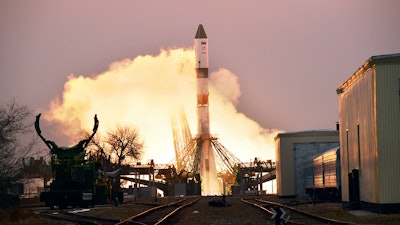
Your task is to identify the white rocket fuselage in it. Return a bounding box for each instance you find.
[194,24,219,196]
[194,25,210,137]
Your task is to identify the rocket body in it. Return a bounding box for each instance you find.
[194,24,219,195]
[194,24,210,137]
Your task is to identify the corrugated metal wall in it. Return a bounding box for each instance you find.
[338,67,376,203]
[338,58,400,204]
[376,63,400,203]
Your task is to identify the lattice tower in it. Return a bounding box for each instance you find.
[171,109,242,177]
[171,109,200,173]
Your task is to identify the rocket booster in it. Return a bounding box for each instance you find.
[194,24,219,195]
[195,24,210,138]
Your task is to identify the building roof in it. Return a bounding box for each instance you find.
[274,129,338,141]
[336,53,400,94]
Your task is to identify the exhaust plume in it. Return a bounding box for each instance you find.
[43,48,280,163]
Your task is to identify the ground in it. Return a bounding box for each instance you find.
[2,197,400,224]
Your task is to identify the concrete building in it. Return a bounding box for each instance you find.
[274,130,339,197]
[336,53,400,213]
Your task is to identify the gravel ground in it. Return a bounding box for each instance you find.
[293,202,400,225]
[172,196,270,225]
[3,196,400,224]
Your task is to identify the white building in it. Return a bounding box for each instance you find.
[336,53,400,213]
[274,130,339,197]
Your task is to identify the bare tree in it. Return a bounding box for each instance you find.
[0,100,37,207]
[84,131,112,171]
[85,124,144,168]
[105,125,144,167]
[87,125,143,195]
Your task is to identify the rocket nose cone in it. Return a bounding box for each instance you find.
[195,24,207,39]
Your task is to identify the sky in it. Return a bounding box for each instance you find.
[1,1,400,163]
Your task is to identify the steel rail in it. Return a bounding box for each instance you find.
[115,197,198,225]
[63,211,120,225]
[241,198,274,214]
[154,196,201,225]
[254,198,360,225]
[39,212,101,225]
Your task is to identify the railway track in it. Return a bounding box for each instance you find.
[241,197,359,225]
[38,197,200,225]
[116,196,200,225]
[40,210,120,225]
[35,196,379,224]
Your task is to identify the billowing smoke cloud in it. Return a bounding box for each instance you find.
[44,48,280,163]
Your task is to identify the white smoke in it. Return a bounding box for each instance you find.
[43,48,280,163]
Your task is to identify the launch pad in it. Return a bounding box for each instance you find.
[121,25,276,197]
[169,24,275,196]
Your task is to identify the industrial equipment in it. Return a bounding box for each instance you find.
[35,114,110,208]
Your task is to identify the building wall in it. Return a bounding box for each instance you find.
[337,54,400,209]
[274,136,291,196]
[274,131,339,197]
[338,67,376,203]
[375,63,400,203]
[274,138,281,194]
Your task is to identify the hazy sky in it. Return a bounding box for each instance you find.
[1,1,400,147]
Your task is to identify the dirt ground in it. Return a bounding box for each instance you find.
[292,201,400,225]
[2,196,400,225]
[172,197,400,225]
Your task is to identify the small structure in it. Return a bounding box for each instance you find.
[20,157,51,198]
[304,147,341,201]
[232,159,275,196]
[120,162,157,198]
[274,130,339,197]
[336,53,400,213]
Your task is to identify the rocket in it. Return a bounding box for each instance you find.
[195,24,210,138]
[194,24,219,195]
